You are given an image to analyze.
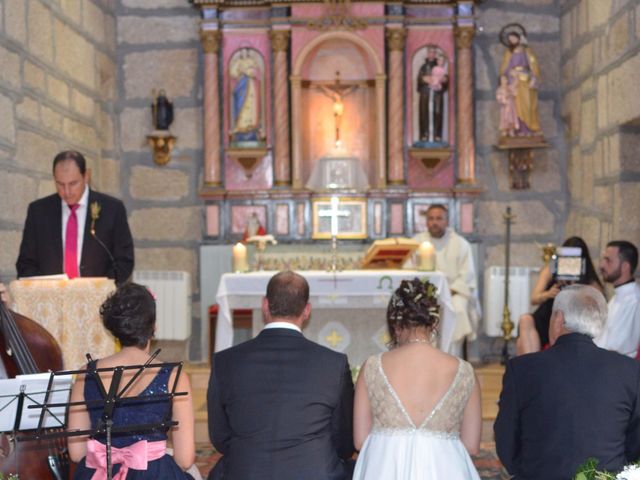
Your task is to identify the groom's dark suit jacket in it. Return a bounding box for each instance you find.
[16,190,134,283]
[494,333,640,480]
[208,328,355,480]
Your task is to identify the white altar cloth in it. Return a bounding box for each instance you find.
[215,270,454,355]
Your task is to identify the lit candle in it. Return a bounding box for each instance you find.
[232,242,248,273]
[417,241,435,271]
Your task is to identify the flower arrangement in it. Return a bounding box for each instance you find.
[575,458,640,480]
[0,473,19,480]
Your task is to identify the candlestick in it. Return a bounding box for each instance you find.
[232,242,249,273]
[417,241,435,271]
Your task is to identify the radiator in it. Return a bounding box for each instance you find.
[483,266,535,337]
[133,270,192,341]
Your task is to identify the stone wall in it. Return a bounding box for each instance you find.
[0,0,118,283]
[115,0,204,359]
[560,0,640,255]
[474,1,566,266]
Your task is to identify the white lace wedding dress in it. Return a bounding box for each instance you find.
[353,354,481,480]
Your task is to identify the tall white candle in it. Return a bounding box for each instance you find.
[417,241,435,271]
[232,242,248,272]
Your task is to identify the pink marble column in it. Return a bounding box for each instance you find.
[269,30,291,186]
[290,75,303,189]
[386,28,406,185]
[375,74,387,189]
[455,26,476,184]
[201,30,222,187]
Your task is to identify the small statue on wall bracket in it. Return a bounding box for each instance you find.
[151,89,174,131]
[147,89,176,165]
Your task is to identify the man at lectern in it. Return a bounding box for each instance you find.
[413,204,479,357]
[16,150,134,284]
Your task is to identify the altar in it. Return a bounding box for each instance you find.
[215,269,454,366]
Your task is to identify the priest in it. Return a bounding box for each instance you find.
[412,204,479,357]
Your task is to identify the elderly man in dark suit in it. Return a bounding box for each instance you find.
[495,284,640,479]
[16,150,134,284]
[208,271,355,480]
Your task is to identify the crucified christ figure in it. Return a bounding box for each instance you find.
[317,71,359,148]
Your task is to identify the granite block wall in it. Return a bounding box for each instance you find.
[0,0,118,282]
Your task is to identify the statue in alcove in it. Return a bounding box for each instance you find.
[415,46,449,146]
[229,48,265,146]
[498,24,543,139]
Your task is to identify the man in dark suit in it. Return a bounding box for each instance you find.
[16,150,134,284]
[208,271,355,480]
[495,285,640,479]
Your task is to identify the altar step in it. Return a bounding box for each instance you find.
[185,362,505,446]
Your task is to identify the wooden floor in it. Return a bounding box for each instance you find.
[185,362,505,445]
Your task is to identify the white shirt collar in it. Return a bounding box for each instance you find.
[263,321,302,333]
[614,281,639,296]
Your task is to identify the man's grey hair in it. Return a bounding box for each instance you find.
[551,285,607,338]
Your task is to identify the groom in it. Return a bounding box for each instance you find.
[207,271,355,480]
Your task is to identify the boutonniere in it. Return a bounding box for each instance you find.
[90,201,101,235]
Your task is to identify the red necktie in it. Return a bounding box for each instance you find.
[64,204,80,279]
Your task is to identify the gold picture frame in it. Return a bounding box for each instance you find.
[312,197,367,240]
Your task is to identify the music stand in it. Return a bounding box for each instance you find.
[18,349,188,480]
[0,372,73,478]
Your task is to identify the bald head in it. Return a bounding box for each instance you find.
[265,271,310,321]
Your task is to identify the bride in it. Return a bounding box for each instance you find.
[352,278,482,479]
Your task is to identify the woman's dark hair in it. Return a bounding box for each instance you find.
[562,236,603,289]
[101,283,156,348]
[387,278,440,346]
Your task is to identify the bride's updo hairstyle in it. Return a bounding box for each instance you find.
[101,283,156,348]
[387,278,440,347]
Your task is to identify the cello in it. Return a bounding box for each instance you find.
[0,294,70,479]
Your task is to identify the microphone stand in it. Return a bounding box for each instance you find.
[91,220,120,285]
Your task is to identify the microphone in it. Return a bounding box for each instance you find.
[91,228,120,285]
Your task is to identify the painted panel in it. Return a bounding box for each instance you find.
[206,205,220,237]
[275,203,290,235]
[230,205,267,235]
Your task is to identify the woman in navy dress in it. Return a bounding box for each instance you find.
[68,283,196,479]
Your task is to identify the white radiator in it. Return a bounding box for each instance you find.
[483,266,535,337]
[133,270,192,341]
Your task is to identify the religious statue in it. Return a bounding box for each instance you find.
[151,89,173,131]
[499,24,543,138]
[416,46,449,145]
[318,71,358,149]
[229,48,264,144]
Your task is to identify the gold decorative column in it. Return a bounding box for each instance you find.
[386,28,406,186]
[375,73,387,189]
[455,26,476,184]
[201,30,223,187]
[270,30,291,187]
[290,75,303,189]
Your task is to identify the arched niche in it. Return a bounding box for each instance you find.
[290,32,386,189]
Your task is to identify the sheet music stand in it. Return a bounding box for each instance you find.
[17,349,188,480]
[0,372,73,478]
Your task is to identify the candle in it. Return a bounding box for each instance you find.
[232,242,248,273]
[417,241,435,271]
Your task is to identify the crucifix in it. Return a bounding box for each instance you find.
[318,71,358,149]
[318,196,351,272]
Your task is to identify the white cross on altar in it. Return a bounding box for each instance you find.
[319,196,351,237]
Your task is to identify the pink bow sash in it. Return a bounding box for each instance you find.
[86,438,167,480]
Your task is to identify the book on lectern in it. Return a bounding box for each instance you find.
[361,237,420,269]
